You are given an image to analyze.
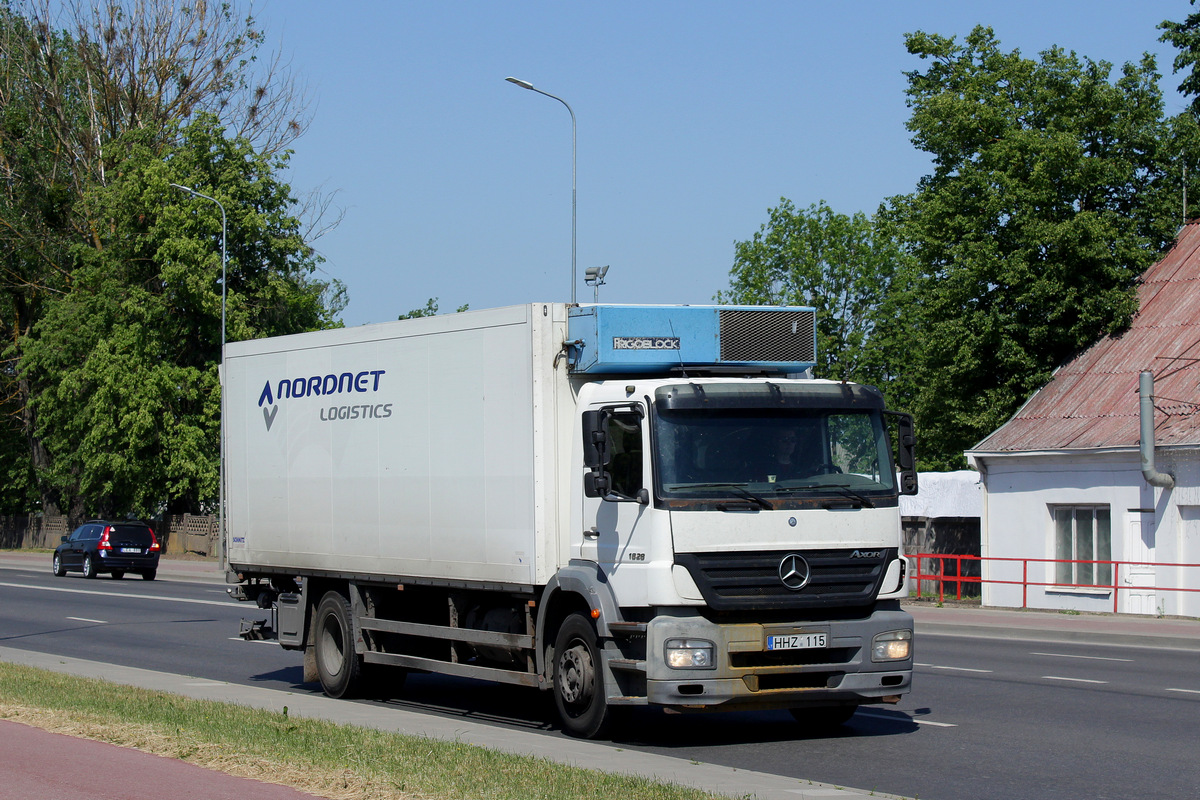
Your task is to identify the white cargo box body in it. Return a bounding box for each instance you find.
[224,303,570,587]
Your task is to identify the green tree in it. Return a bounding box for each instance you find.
[1160,0,1200,115]
[0,1,323,518]
[20,116,344,520]
[888,26,1197,468]
[398,298,469,320]
[717,199,912,387]
[0,6,82,513]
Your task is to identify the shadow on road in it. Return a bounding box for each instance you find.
[263,669,923,745]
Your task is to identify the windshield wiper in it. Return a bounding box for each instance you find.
[825,485,876,508]
[773,482,877,508]
[671,482,773,510]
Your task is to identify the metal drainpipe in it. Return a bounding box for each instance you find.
[1139,370,1175,489]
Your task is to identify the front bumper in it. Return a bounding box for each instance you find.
[640,607,912,710]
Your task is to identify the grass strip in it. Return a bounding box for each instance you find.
[0,661,720,800]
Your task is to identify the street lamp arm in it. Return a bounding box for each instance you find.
[505,77,578,305]
[170,183,228,343]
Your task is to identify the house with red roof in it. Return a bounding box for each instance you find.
[966,222,1200,615]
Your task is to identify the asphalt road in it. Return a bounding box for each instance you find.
[2,562,1198,800]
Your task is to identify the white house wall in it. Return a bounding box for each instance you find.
[976,450,1196,614]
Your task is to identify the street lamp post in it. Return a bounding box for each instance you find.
[171,183,228,569]
[505,77,578,304]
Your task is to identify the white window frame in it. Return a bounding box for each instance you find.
[1051,505,1112,588]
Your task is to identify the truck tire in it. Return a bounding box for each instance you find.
[553,613,614,739]
[315,591,365,698]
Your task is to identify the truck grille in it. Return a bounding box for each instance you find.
[674,548,894,611]
[718,309,816,363]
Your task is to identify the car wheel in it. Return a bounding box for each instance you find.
[52,553,66,577]
[553,613,616,739]
[314,591,366,698]
[81,554,98,579]
[141,569,156,581]
[789,704,858,729]
[111,570,125,580]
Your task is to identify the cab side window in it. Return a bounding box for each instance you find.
[606,411,643,499]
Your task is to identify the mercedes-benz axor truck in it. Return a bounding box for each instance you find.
[224,303,917,737]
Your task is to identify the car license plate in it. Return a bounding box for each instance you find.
[767,633,827,651]
[120,547,141,554]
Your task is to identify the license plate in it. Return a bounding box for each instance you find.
[767,633,827,651]
[120,547,142,554]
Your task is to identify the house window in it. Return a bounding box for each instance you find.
[1053,506,1112,586]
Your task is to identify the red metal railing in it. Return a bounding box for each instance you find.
[910,553,1200,613]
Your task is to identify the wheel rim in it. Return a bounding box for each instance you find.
[557,639,595,708]
[318,613,345,678]
[52,555,60,573]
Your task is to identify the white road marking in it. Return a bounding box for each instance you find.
[0,580,235,608]
[1031,652,1133,663]
[856,709,958,727]
[915,662,994,673]
[1042,676,1108,684]
[66,616,107,624]
[1166,688,1200,695]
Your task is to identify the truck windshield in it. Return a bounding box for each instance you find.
[655,407,897,504]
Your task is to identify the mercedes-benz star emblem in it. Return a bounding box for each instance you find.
[778,553,810,591]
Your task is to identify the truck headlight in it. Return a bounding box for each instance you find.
[871,629,912,662]
[665,638,716,669]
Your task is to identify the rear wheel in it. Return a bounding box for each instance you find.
[52,553,66,577]
[315,591,365,698]
[111,571,125,580]
[553,613,615,739]
[141,569,156,581]
[81,554,98,579]
[789,704,858,729]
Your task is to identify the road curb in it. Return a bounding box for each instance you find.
[0,645,911,800]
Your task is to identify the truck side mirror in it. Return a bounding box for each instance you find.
[581,410,607,469]
[885,411,919,496]
[584,470,610,498]
[582,410,612,498]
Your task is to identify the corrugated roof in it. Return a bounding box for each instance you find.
[970,221,1200,454]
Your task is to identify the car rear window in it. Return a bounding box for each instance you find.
[108,525,154,546]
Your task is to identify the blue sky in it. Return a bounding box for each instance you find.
[257,1,1191,327]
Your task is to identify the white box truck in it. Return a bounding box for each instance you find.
[224,303,917,737]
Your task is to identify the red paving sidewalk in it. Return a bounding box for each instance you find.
[0,719,334,800]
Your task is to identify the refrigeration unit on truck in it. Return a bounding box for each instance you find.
[224,303,917,738]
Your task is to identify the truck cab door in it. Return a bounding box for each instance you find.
[579,406,653,583]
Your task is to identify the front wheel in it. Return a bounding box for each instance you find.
[553,614,615,739]
[314,591,365,698]
[52,553,66,577]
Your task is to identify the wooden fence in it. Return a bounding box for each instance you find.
[0,514,218,556]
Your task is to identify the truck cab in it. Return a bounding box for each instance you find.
[566,376,915,735]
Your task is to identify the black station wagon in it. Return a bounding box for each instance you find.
[52,520,160,580]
